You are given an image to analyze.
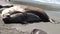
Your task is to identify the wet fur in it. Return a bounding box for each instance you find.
[23,6,50,22]
[1,5,52,24]
[3,13,41,24]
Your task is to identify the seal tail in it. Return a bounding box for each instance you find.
[49,19,56,24]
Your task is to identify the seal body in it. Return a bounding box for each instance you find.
[2,12,41,24]
[1,5,51,24]
[23,6,50,22]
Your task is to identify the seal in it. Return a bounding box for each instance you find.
[22,5,54,23]
[1,5,54,24]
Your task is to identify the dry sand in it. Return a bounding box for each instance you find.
[0,10,60,34]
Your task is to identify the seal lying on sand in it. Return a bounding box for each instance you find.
[1,5,54,24]
[31,29,47,34]
[2,13,41,24]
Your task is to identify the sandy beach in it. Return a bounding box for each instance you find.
[0,0,60,34]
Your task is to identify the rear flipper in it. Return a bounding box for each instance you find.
[49,19,58,24]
